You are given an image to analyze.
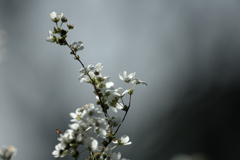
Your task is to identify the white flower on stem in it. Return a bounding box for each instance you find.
[91,139,101,153]
[94,118,108,138]
[115,87,129,97]
[82,103,103,119]
[70,110,82,122]
[69,122,80,130]
[112,135,132,146]
[70,41,84,51]
[111,102,124,113]
[76,133,83,142]
[57,129,74,145]
[50,11,57,19]
[94,63,103,75]
[46,30,56,43]
[57,13,64,19]
[0,145,17,160]
[50,11,61,22]
[111,152,127,160]
[83,137,100,153]
[132,77,147,86]
[79,63,95,75]
[119,71,136,83]
[52,143,67,158]
[116,103,124,110]
[106,90,120,102]
[79,72,94,83]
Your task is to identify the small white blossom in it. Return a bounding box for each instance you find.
[132,77,147,86]
[0,145,17,160]
[57,13,64,19]
[94,118,108,138]
[119,71,135,83]
[112,135,132,146]
[115,87,129,97]
[79,63,95,75]
[57,129,74,145]
[50,11,57,19]
[94,63,103,74]
[50,11,62,22]
[70,41,84,51]
[111,152,127,160]
[79,72,94,83]
[46,30,55,43]
[69,123,80,130]
[52,143,67,158]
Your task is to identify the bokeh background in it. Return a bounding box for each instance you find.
[1,0,240,160]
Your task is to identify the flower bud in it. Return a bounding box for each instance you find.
[67,24,74,29]
[61,16,68,23]
[57,37,66,45]
[59,29,68,37]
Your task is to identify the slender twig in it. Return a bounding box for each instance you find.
[65,42,109,118]
[104,94,132,147]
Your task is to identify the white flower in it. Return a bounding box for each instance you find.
[90,139,101,152]
[79,72,94,83]
[119,71,136,83]
[76,133,83,142]
[70,41,84,51]
[46,30,55,43]
[132,77,147,86]
[94,63,103,74]
[69,123,80,130]
[57,13,63,19]
[50,11,57,19]
[111,152,127,160]
[115,87,129,97]
[116,103,124,110]
[70,107,86,122]
[0,145,17,160]
[82,103,103,119]
[82,137,100,152]
[94,118,108,138]
[112,135,132,146]
[52,143,67,158]
[57,129,74,145]
[79,63,95,75]
[50,11,61,22]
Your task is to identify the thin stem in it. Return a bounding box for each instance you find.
[111,145,118,150]
[104,94,132,147]
[113,94,132,135]
[79,148,88,155]
[65,42,109,118]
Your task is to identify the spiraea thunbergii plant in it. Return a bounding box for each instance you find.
[46,11,147,160]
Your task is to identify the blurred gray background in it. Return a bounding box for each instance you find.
[1,0,240,160]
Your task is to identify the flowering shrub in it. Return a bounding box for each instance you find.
[46,11,147,160]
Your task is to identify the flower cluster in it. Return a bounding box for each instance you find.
[52,103,131,160]
[0,145,16,160]
[47,11,147,160]
[46,11,76,46]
